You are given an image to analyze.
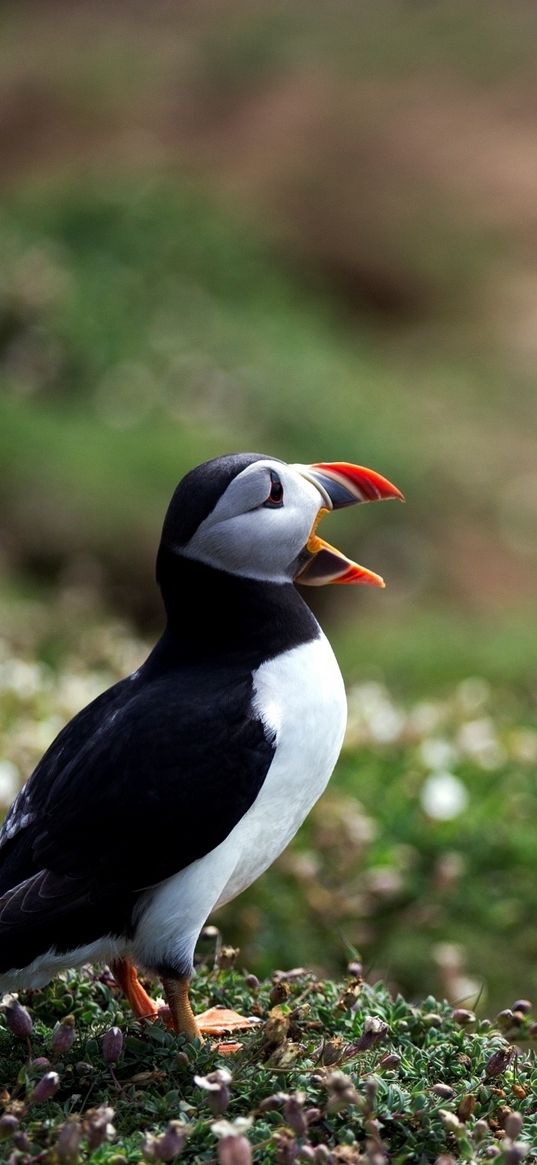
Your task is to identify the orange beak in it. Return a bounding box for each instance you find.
[293,461,404,588]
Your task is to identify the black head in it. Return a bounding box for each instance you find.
[157,451,403,592]
[159,452,275,554]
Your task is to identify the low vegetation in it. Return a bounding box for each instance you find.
[1,959,537,1164]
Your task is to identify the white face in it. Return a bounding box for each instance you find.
[180,460,324,583]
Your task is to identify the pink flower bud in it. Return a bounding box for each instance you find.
[218,945,239,969]
[102,1027,123,1064]
[4,999,32,1040]
[14,1129,32,1152]
[474,1120,490,1142]
[505,1111,523,1140]
[218,1135,252,1165]
[56,1117,82,1165]
[502,1148,528,1165]
[452,1008,475,1026]
[29,1070,60,1104]
[141,1132,159,1161]
[258,1093,286,1113]
[283,1093,307,1138]
[0,1114,19,1141]
[485,1046,514,1078]
[51,1016,76,1058]
[155,1121,187,1161]
[353,1016,388,1052]
[84,1105,116,1151]
[431,1083,455,1100]
[194,1068,232,1117]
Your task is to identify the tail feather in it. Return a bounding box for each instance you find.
[0,869,135,976]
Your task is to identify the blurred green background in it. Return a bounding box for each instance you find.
[1,0,536,1012]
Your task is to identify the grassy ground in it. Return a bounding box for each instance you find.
[1,961,537,1164]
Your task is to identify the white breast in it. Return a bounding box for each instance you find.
[215,630,347,905]
[134,632,347,973]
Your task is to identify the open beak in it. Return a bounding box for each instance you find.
[293,461,404,588]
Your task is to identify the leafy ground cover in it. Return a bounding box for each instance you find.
[1,959,537,1164]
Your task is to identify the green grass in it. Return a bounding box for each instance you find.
[332,610,537,695]
[1,963,536,1164]
[0,178,535,643]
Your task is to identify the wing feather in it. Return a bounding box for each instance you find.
[0,663,275,970]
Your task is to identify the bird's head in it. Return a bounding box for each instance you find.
[158,453,403,589]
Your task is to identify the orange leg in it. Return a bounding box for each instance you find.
[162,976,259,1051]
[110,957,160,1022]
[111,957,258,1049]
[162,975,203,1041]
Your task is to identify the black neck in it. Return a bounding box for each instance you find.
[151,547,319,668]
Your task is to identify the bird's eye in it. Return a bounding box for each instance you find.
[263,471,284,508]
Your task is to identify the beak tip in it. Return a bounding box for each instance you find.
[382,485,405,504]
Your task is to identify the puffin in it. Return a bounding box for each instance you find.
[0,453,402,1040]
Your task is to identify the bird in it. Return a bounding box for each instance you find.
[0,453,402,1041]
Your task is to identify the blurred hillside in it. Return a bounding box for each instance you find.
[0,0,536,663]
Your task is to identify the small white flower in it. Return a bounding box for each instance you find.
[457,718,505,770]
[406,700,444,737]
[0,660,43,698]
[456,677,490,714]
[368,705,405,744]
[211,1118,252,1139]
[194,1067,232,1091]
[0,760,19,805]
[419,738,458,771]
[421,772,469,820]
[347,683,405,744]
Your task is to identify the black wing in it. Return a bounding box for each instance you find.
[0,665,275,969]
[0,675,134,888]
